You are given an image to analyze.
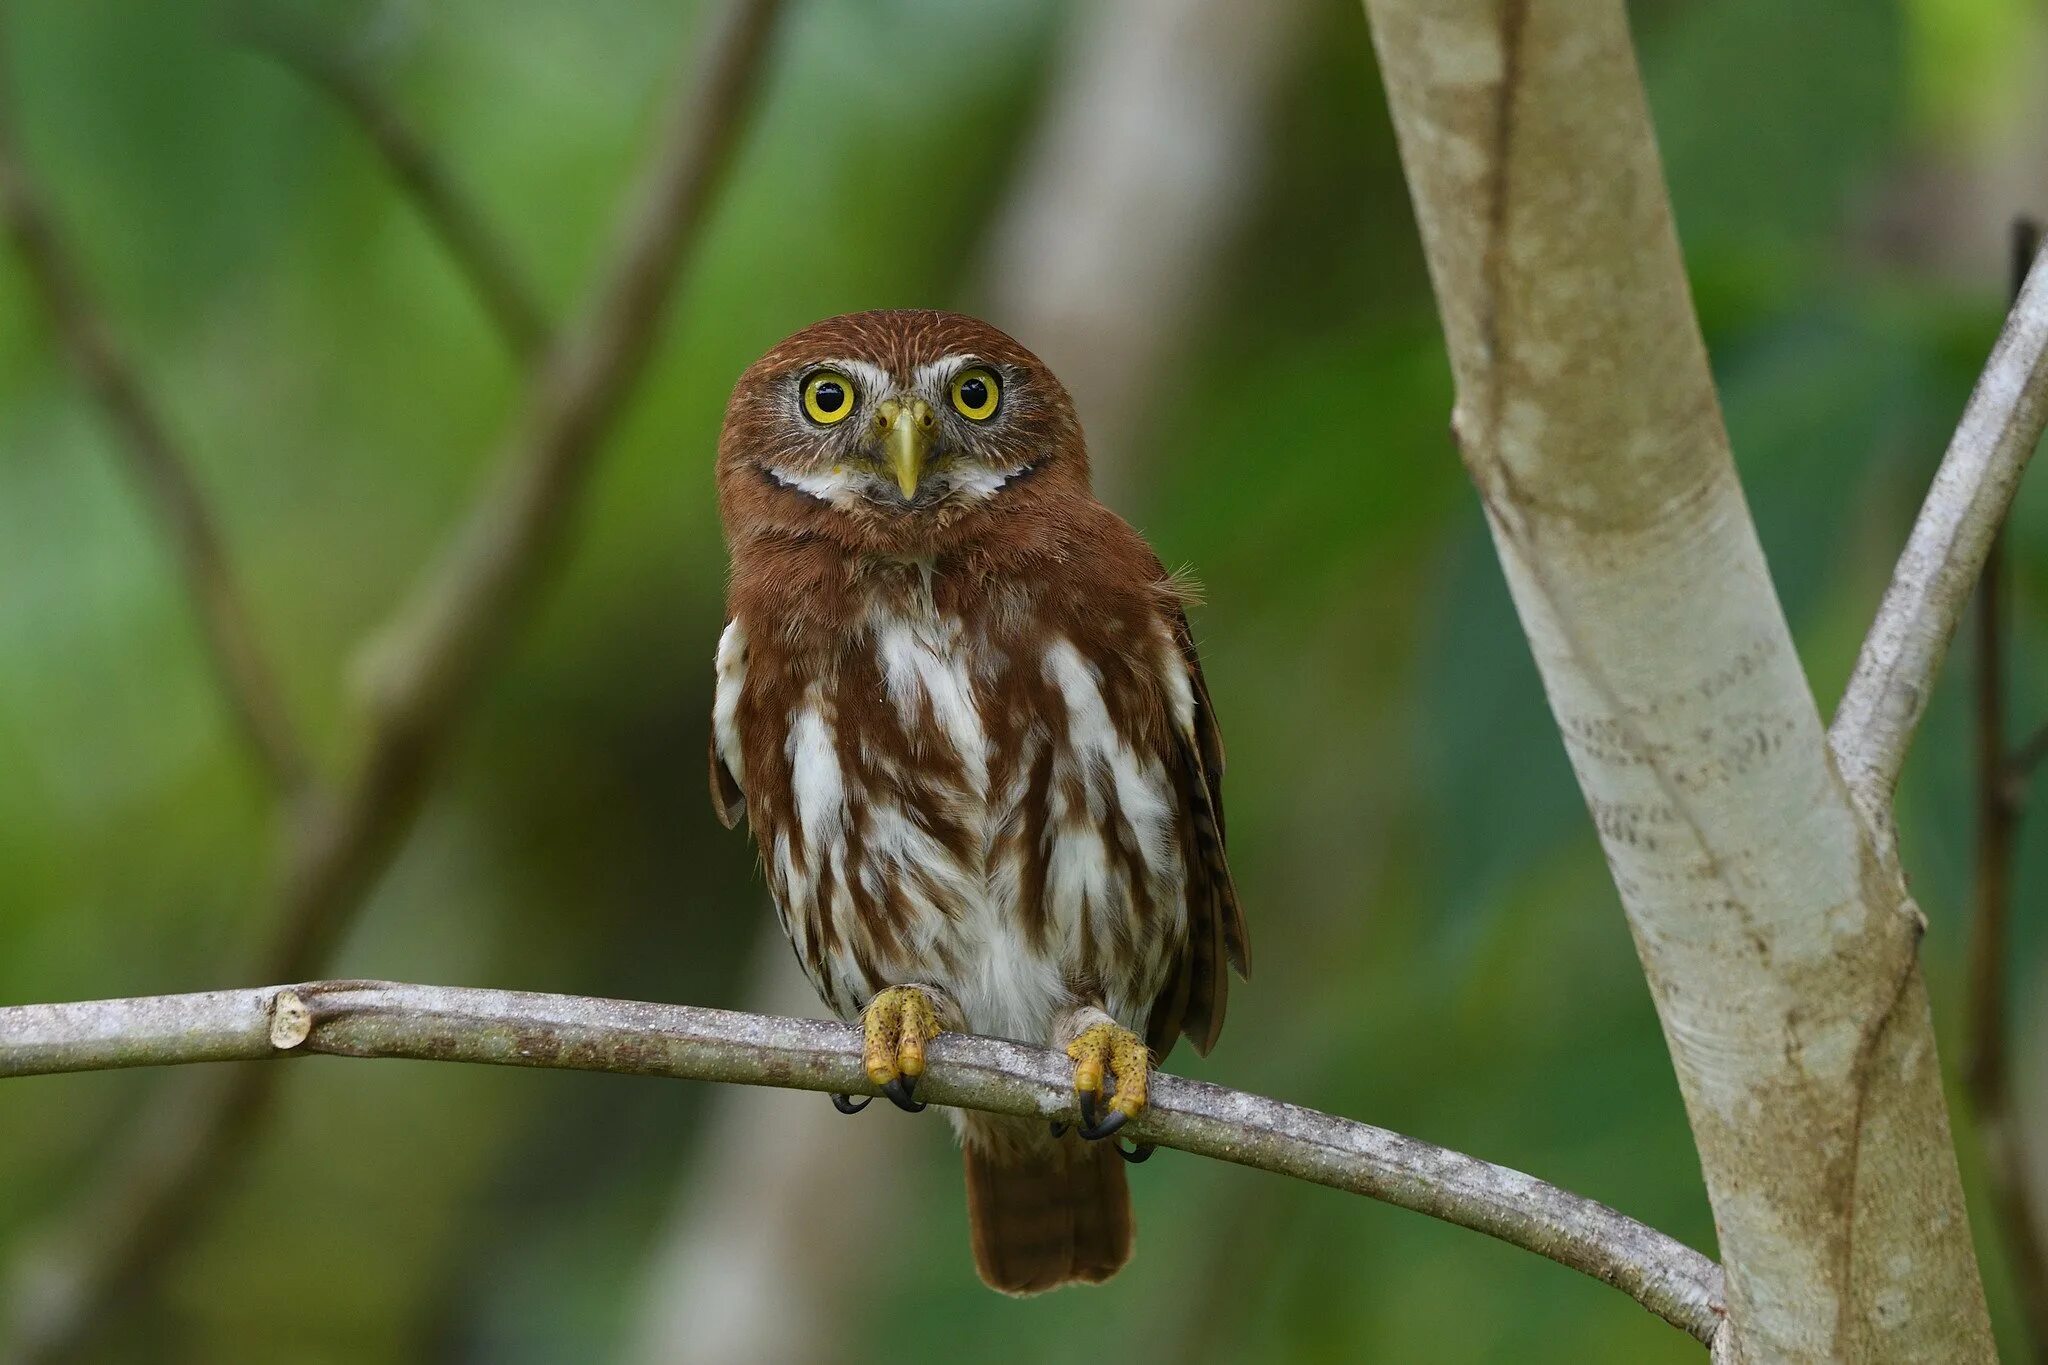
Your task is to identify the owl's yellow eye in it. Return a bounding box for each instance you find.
[949,367,1001,422]
[801,370,857,425]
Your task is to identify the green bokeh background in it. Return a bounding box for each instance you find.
[2,1,2045,1360]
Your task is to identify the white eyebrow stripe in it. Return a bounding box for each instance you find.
[911,354,979,392]
[808,358,894,401]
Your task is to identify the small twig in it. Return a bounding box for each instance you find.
[1830,226,2048,814]
[0,41,311,800]
[0,980,1728,1345]
[0,6,787,1361]
[1967,215,2048,1362]
[236,12,548,363]
[2008,719,2048,786]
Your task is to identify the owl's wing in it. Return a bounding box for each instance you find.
[1147,605,1249,1060]
[709,620,748,829]
[709,733,745,829]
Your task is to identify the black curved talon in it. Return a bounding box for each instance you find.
[883,1075,927,1113]
[1048,1120,1069,1138]
[1078,1089,1100,1132]
[1081,1096,1130,1146]
[1117,1141,1155,1164]
[830,1092,871,1114]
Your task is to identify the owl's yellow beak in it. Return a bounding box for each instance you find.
[874,396,936,499]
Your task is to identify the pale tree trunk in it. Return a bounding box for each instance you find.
[1362,2,1996,1360]
[625,941,887,1365]
[972,0,1313,506]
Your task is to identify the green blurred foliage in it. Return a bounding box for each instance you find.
[1,0,2044,1360]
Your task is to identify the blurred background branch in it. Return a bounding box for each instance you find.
[626,941,886,1365]
[0,31,310,801]
[233,8,549,365]
[969,0,1313,507]
[0,3,788,1361]
[1966,215,2048,1363]
[0,979,1728,1347]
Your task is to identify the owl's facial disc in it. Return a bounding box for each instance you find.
[763,356,1033,514]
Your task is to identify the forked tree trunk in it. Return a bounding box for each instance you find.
[1361,3,1995,1359]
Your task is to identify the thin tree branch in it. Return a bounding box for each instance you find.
[0,980,1728,1346]
[1831,230,2048,812]
[0,41,312,799]
[0,6,786,1360]
[236,12,549,364]
[1967,216,2048,1362]
[343,0,782,831]
[284,0,784,983]
[2009,718,2048,784]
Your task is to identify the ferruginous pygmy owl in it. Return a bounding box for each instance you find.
[709,309,1248,1294]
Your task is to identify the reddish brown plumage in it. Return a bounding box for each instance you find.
[710,309,1247,1292]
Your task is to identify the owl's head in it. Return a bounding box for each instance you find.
[716,310,1087,557]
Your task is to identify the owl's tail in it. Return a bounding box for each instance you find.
[962,1127,1133,1294]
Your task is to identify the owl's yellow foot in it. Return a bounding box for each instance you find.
[1066,1020,1151,1142]
[860,985,946,1113]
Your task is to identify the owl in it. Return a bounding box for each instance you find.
[709,309,1247,1294]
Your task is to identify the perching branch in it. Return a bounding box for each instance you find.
[1966,217,2048,1362]
[0,37,311,799]
[0,980,1727,1346]
[0,6,787,1361]
[1830,229,2048,815]
[236,12,549,364]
